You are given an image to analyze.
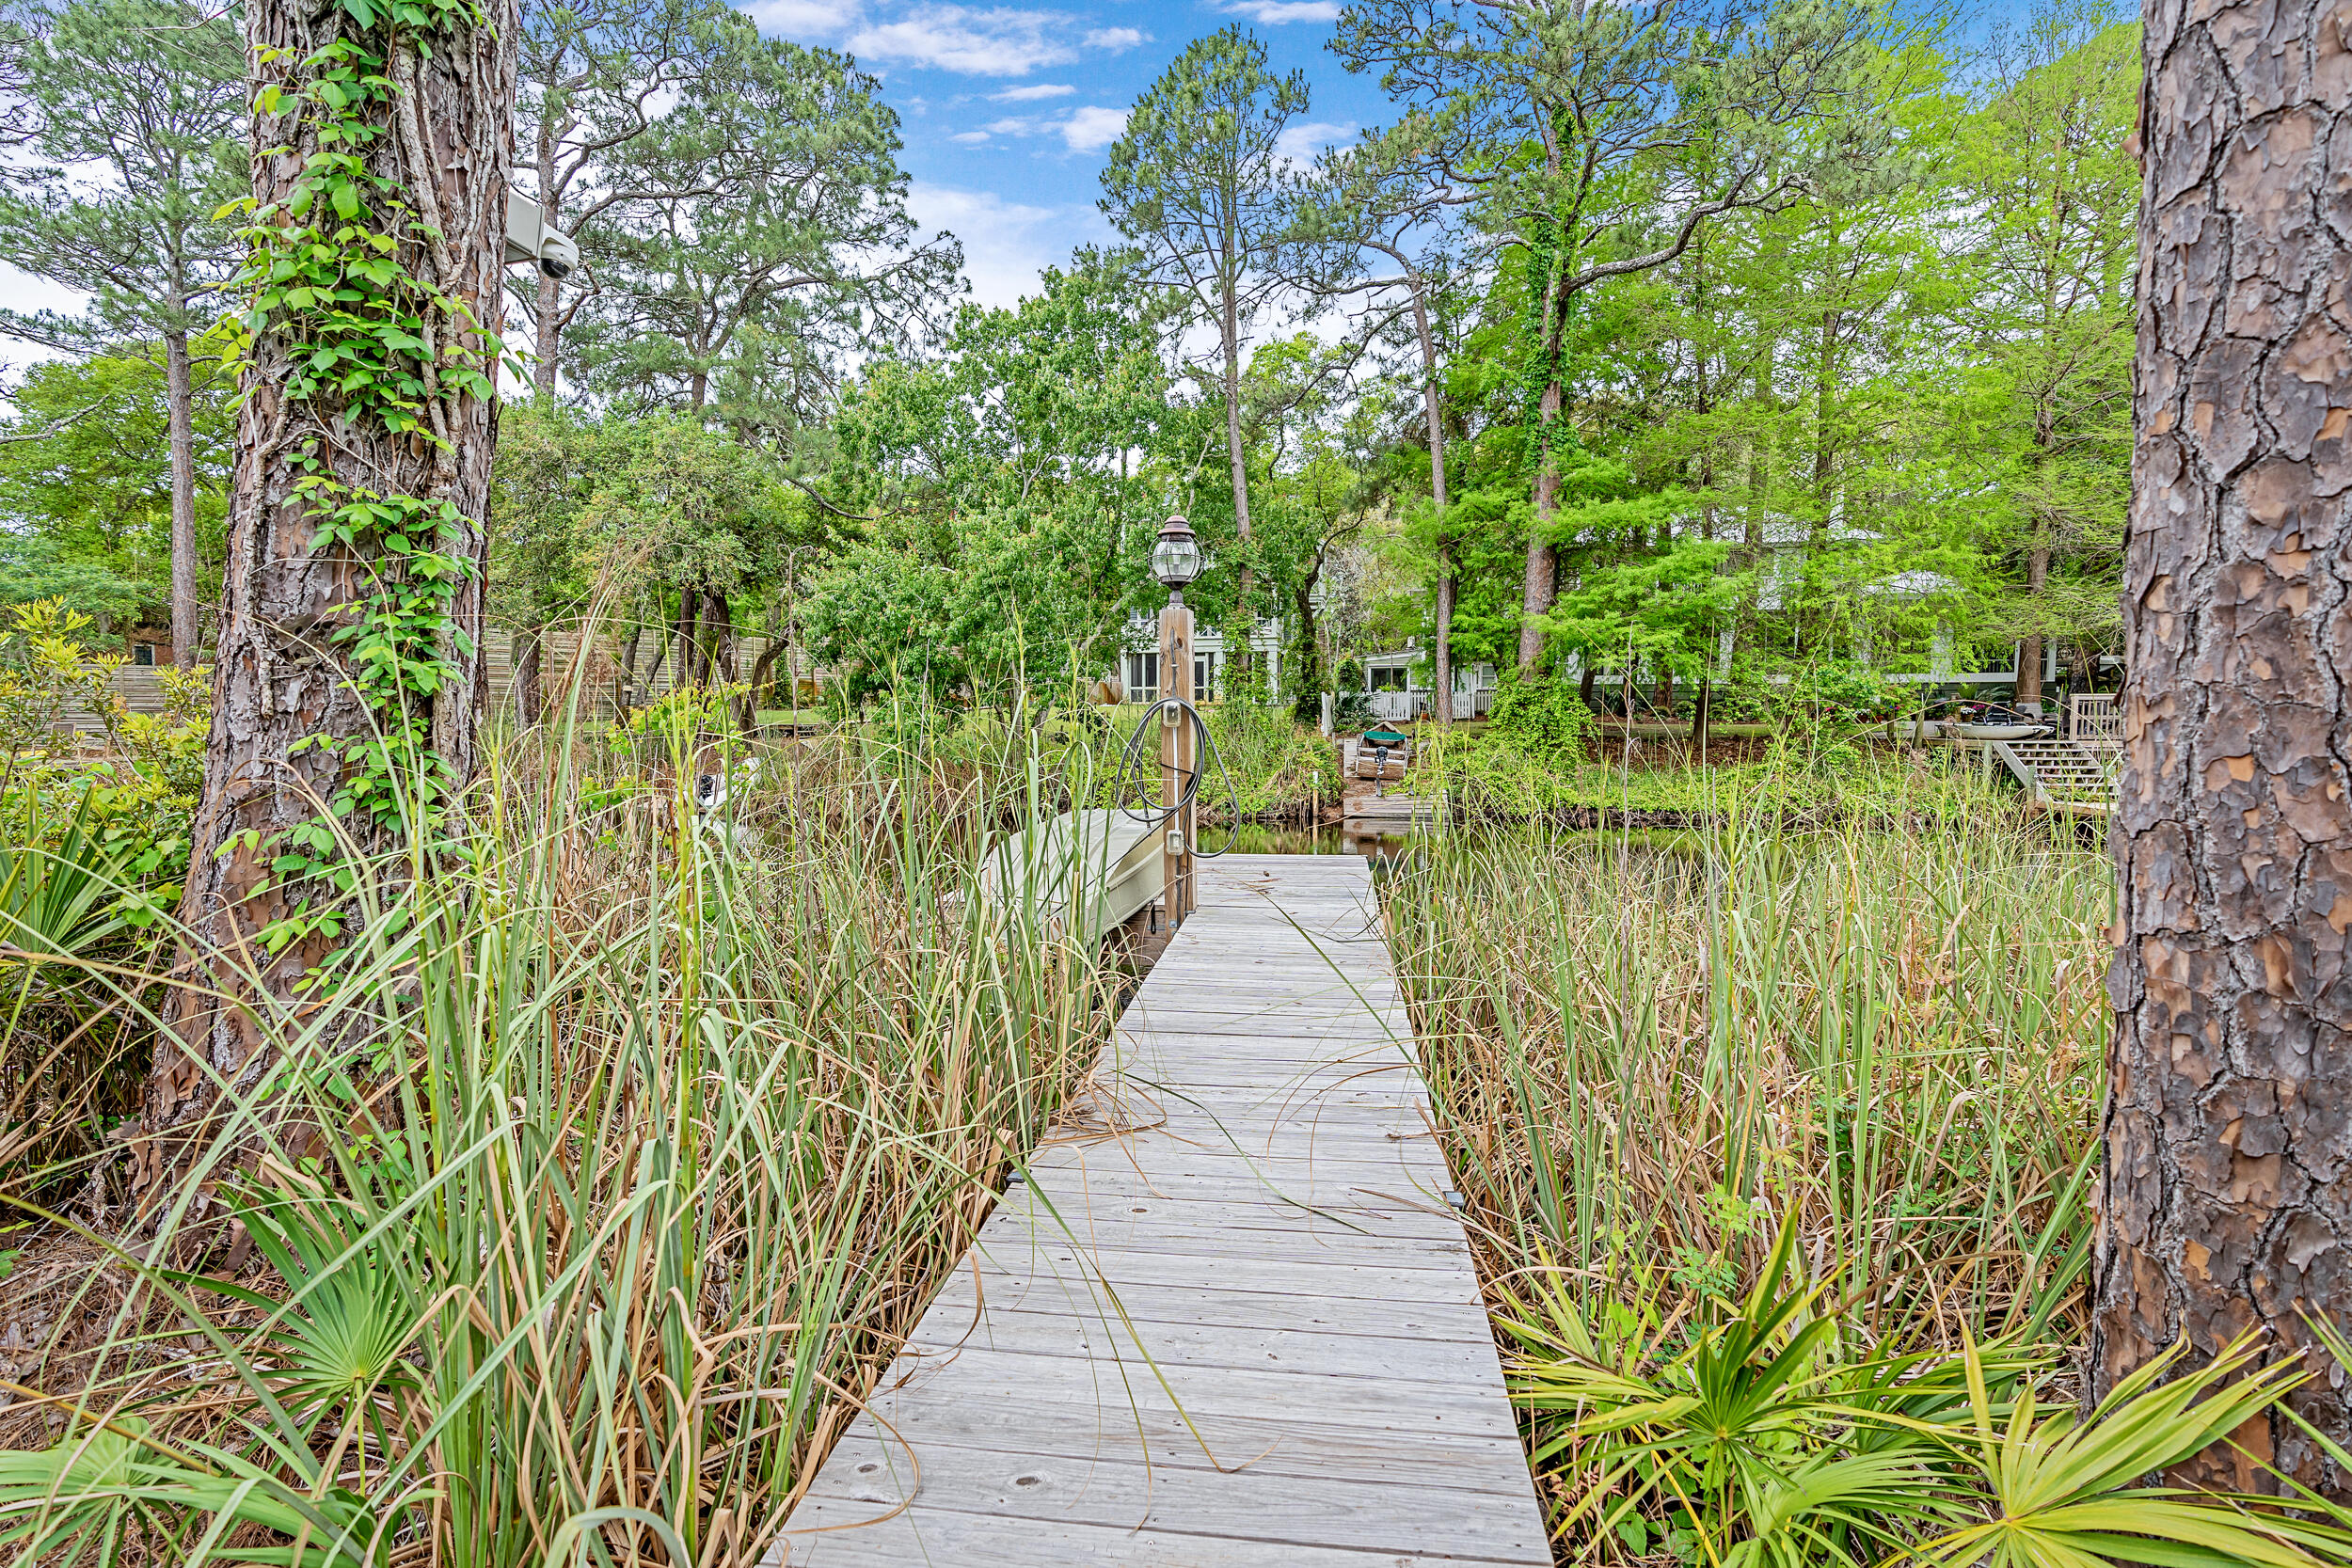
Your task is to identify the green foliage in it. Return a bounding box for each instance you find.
[808,250,1173,701]
[0,343,236,618]
[1506,1217,2352,1568]
[0,596,119,756]
[235,29,493,438]
[0,735,1113,1567]
[0,0,246,352]
[1382,816,2352,1560]
[1200,700,1335,818]
[1487,674,1597,764]
[567,21,959,433]
[218,0,494,924]
[610,681,746,768]
[1772,662,1899,727]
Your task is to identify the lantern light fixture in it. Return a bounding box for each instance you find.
[1151,515,1203,596]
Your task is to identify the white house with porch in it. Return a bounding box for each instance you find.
[1361,641,1500,721]
[1118,612,1284,703]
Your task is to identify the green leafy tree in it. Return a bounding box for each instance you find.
[1295,118,1476,717]
[806,253,1176,703]
[511,0,739,396]
[1101,25,1310,657]
[580,416,805,707]
[0,0,244,667]
[487,403,640,721]
[572,28,961,440]
[0,341,235,626]
[1335,0,1907,672]
[1947,2,2136,710]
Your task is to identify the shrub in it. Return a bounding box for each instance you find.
[0,597,120,758]
[1488,675,1598,763]
[1773,661,1899,729]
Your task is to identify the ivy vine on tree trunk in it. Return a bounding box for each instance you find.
[138,0,516,1195]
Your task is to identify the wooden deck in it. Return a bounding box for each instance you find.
[770,852,1549,1566]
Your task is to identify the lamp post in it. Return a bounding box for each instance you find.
[1151,515,1204,927]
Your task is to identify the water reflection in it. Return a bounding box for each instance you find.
[1208,820,1714,861]
[1208,822,1417,859]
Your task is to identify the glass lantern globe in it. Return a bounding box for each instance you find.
[1151,515,1203,591]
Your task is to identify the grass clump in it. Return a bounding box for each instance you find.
[0,721,1117,1567]
[1385,816,2352,1565]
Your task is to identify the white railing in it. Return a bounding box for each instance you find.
[1367,689,1419,721]
[2070,692,2122,746]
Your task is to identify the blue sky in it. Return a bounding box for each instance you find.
[741,0,1387,308]
[0,0,1379,371]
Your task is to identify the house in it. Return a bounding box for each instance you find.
[121,620,172,667]
[1361,642,1499,721]
[1117,612,1283,703]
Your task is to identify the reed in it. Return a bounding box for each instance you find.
[1384,809,2122,1550]
[1387,813,2108,1340]
[0,718,1117,1567]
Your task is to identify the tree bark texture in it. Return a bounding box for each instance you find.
[515,624,543,725]
[1519,379,1563,673]
[1221,275,1256,673]
[2019,544,2053,709]
[142,0,515,1180]
[2099,0,2352,1497]
[534,263,562,397]
[164,323,202,670]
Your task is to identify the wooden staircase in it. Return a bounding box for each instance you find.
[1991,736,2119,806]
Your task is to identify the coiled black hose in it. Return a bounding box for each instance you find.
[1107,695,1241,859]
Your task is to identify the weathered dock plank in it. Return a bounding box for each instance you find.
[768,853,1548,1567]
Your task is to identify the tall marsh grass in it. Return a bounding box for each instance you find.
[1387,817,2109,1344]
[0,723,1117,1567]
[1390,816,2352,1564]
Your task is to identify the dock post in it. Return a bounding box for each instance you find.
[1161,601,1195,923]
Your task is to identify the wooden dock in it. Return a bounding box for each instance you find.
[770,852,1549,1566]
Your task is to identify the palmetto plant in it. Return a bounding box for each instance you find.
[0,717,1115,1567]
[1506,1213,2352,1567]
[1389,805,2352,1564]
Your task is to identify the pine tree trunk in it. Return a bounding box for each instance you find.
[533,264,561,398]
[1221,268,1255,674]
[1405,273,1453,725]
[163,321,202,670]
[2098,0,2352,1497]
[515,624,543,725]
[139,0,515,1183]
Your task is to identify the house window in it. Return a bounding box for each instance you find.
[1125,651,1159,702]
[1369,664,1406,691]
[133,642,156,667]
[1193,651,1217,699]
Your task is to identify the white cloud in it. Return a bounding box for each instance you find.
[992,81,1075,101]
[908,182,1113,309]
[1059,104,1128,152]
[744,0,866,36]
[1274,119,1354,168]
[1222,0,1338,21]
[848,6,1077,75]
[755,3,1140,76]
[963,104,1127,154]
[949,129,993,143]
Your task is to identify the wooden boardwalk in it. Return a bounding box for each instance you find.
[771,853,1549,1566]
